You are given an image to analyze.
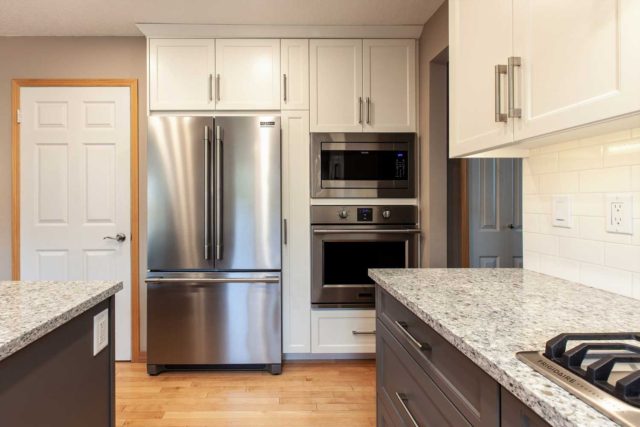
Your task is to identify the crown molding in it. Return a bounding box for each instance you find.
[136,23,423,39]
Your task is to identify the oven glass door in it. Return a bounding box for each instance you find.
[320,142,409,189]
[311,227,418,307]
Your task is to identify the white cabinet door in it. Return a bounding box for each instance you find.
[311,310,376,353]
[449,0,514,157]
[310,39,363,132]
[514,0,640,141]
[215,39,280,110]
[149,39,215,111]
[281,111,311,354]
[363,39,416,132]
[281,39,309,111]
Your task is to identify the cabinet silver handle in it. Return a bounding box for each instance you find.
[352,330,376,335]
[394,321,431,351]
[366,97,371,124]
[204,126,211,260]
[358,97,363,124]
[103,233,126,242]
[283,218,288,245]
[494,64,507,123]
[215,126,223,260]
[283,74,287,102]
[508,56,522,118]
[208,74,213,102]
[216,74,221,102]
[395,393,419,427]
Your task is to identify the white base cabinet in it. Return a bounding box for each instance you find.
[281,111,311,354]
[311,309,376,354]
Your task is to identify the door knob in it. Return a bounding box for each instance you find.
[507,224,515,229]
[104,233,126,242]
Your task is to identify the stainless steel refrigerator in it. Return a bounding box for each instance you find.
[146,116,282,375]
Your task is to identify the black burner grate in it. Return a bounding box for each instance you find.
[544,333,640,408]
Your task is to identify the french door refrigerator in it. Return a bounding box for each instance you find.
[146,116,282,375]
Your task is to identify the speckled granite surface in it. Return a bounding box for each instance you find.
[0,281,122,362]
[368,268,640,427]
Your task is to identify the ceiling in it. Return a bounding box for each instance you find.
[0,0,445,36]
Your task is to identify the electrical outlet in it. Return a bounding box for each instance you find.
[93,308,109,356]
[552,195,572,228]
[606,194,633,235]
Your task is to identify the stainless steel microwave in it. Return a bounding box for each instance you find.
[311,133,416,198]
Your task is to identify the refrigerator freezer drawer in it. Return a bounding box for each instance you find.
[147,274,281,366]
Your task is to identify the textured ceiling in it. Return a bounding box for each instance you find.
[0,0,445,36]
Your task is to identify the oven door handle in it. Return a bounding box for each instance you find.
[312,229,421,235]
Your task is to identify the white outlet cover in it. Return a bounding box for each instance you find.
[606,194,633,235]
[552,195,572,228]
[93,308,109,356]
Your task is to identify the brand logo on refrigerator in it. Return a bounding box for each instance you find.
[260,121,276,127]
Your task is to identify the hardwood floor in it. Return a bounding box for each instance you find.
[116,360,376,426]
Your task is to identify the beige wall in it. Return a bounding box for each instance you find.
[418,1,449,267]
[0,36,148,348]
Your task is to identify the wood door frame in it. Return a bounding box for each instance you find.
[11,79,142,362]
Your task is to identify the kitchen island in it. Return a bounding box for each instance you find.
[369,268,640,427]
[0,280,122,427]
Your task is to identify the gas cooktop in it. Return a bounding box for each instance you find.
[518,333,640,427]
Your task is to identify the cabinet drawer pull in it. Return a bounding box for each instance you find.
[494,64,507,123]
[395,321,431,352]
[508,56,522,118]
[395,392,419,427]
[352,330,376,335]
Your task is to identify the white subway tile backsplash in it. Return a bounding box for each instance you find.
[558,237,604,264]
[539,172,580,194]
[524,129,640,300]
[579,263,633,297]
[604,243,640,273]
[524,232,559,255]
[557,145,603,171]
[580,166,632,192]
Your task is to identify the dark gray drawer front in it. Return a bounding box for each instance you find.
[377,320,471,427]
[501,388,550,427]
[377,287,500,427]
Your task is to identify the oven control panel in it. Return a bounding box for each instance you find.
[357,208,373,222]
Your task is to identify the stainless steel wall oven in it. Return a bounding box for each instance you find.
[311,205,419,308]
[311,133,416,198]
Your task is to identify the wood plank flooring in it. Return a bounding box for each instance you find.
[116,361,376,426]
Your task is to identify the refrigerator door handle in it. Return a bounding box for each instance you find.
[215,126,223,261]
[204,126,211,260]
[145,277,280,284]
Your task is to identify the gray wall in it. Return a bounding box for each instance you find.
[0,36,148,350]
[418,2,449,267]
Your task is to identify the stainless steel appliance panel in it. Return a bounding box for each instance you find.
[214,116,281,271]
[311,133,416,198]
[146,272,281,365]
[147,116,214,271]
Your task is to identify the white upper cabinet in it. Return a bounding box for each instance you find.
[363,39,416,132]
[149,39,216,111]
[449,0,514,157]
[281,39,309,111]
[513,0,640,141]
[215,39,281,110]
[310,39,363,132]
[450,0,640,157]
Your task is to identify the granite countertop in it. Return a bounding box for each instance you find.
[369,268,640,427]
[0,280,122,362]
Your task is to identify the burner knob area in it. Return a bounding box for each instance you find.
[382,210,391,219]
[338,209,349,219]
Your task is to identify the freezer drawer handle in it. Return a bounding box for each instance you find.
[145,277,280,284]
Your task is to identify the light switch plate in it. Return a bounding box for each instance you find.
[606,194,633,235]
[93,308,109,356]
[552,195,572,228]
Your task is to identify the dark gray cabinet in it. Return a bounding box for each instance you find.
[376,287,550,427]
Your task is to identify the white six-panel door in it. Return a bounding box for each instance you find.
[215,39,281,110]
[363,39,416,132]
[310,39,363,132]
[20,86,132,360]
